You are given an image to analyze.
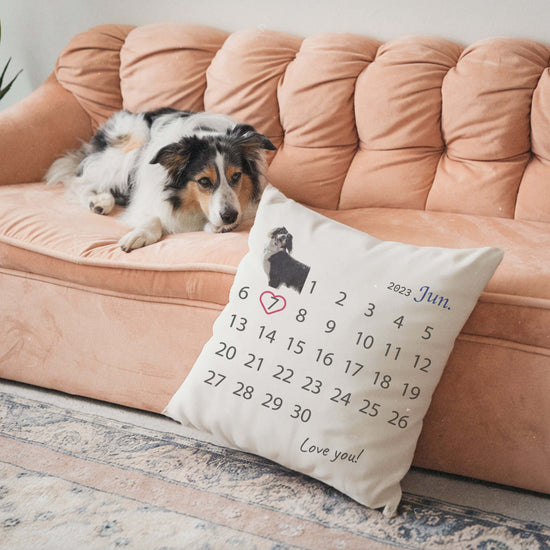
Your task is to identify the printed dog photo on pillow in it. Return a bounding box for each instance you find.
[263,227,311,294]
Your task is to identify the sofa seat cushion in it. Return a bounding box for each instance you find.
[1,182,549,353]
[0,183,251,305]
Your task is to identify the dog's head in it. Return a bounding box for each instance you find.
[269,227,293,253]
[150,124,275,233]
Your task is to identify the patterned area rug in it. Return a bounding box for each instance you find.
[1,390,548,550]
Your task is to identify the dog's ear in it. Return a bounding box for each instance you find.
[150,137,203,172]
[150,143,186,168]
[228,124,276,151]
[286,234,293,253]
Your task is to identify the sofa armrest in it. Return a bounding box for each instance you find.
[0,73,93,185]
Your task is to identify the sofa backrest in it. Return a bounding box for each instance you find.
[54,23,550,222]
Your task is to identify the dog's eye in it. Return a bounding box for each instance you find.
[198,177,213,189]
[230,172,242,185]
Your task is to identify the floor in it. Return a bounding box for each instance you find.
[1,378,549,526]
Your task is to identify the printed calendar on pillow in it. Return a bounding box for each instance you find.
[164,185,503,516]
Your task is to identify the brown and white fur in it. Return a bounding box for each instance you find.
[46,108,276,252]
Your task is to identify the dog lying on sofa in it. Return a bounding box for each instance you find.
[46,108,275,251]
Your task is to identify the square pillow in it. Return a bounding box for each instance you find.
[164,185,503,516]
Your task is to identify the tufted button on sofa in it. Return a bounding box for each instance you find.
[0,24,548,495]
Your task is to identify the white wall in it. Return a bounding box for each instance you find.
[1,0,549,109]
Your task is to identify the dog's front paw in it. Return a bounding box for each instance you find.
[220,222,240,233]
[119,230,148,252]
[119,218,163,252]
[89,193,115,215]
[118,228,158,252]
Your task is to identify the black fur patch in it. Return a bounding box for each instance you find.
[143,108,193,127]
[90,128,109,152]
[110,186,132,207]
[268,250,310,294]
[167,194,182,210]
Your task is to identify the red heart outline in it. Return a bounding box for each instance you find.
[260,291,287,314]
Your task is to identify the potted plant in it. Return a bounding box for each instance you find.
[0,19,22,101]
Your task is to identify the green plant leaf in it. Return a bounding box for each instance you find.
[0,67,22,101]
[0,56,11,88]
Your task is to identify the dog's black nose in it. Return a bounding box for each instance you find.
[220,208,238,225]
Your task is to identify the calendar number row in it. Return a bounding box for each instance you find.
[203,370,412,429]
[230,310,434,341]
[239,281,451,315]
[215,340,432,375]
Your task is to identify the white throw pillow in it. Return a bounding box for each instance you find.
[164,185,503,516]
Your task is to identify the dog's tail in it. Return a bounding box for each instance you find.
[45,145,89,187]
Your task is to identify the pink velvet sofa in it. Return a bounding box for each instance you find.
[1,23,549,496]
